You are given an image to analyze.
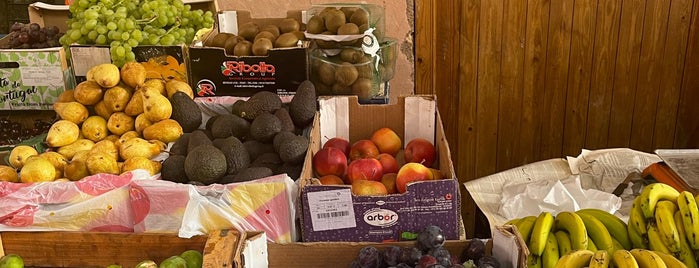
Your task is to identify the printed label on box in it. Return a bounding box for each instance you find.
[20,67,63,86]
[307,189,356,231]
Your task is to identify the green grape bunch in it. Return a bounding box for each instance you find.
[60,0,215,67]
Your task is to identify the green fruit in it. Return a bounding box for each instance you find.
[134,260,158,268]
[106,265,123,268]
[0,254,24,268]
[159,256,187,268]
[180,250,203,268]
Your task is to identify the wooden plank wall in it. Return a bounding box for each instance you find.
[415,0,699,238]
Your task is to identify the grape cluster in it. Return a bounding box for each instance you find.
[0,118,54,146]
[60,0,215,67]
[1,23,63,49]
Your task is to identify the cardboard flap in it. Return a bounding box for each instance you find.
[218,11,242,35]
[404,96,436,145]
[493,225,528,268]
[318,96,351,146]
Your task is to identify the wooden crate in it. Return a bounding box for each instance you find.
[0,229,244,268]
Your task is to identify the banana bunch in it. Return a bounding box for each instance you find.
[628,182,699,268]
[554,248,687,268]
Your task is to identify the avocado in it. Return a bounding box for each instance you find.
[243,140,275,161]
[160,155,187,183]
[250,152,283,171]
[278,135,309,164]
[205,114,221,131]
[272,131,297,153]
[249,112,282,142]
[169,132,190,155]
[230,99,246,117]
[231,167,274,183]
[274,107,296,133]
[210,113,250,140]
[217,136,251,175]
[277,162,303,180]
[169,91,202,132]
[239,91,282,120]
[184,144,227,185]
[187,129,212,153]
[289,80,317,127]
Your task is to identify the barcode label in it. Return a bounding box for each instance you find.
[307,189,356,231]
[316,211,350,219]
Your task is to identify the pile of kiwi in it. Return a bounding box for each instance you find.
[305,5,384,49]
[203,17,306,56]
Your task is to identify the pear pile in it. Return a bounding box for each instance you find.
[1,61,196,183]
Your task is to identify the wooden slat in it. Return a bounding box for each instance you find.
[629,0,672,151]
[607,0,647,148]
[495,0,527,171]
[675,0,699,148]
[475,0,504,178]
[584,0,622,150]
[414,0,434,96]
[652,0,693,149]
[539,0,574,160]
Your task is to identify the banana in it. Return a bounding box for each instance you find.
[542,230,559,268]
[555,230,573,256]
[589,250,611,268]
[577,212,615,255]
[514,215,538,244]
[654,250,689,268]
[588,236,598,251]
[673,210,698,268]
[554,249,594,268]
[676,191,699,250]
[505,217,523,226]
[647,223,673,255]
[528,253,542,268]
[639,182,681,219]
[577,208,632,250]
[630,196,649,236]
[628,220,649,249]
[654,200,682,253]
[629,248,668,268]
[613,249,640,268]
[529,211,555,256]
[554,211,588,250]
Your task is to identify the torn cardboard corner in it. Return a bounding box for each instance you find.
[492,225,528,268]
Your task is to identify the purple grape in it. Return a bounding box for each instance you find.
[10,22,23,32]
[18,32,30,43]
[29,23,40,32]
[429,247,452,267]
[416,225,446,253]
[382,246,402,267]
[460,239,485,264]
[357,246,382,268]
[399,247,422,266]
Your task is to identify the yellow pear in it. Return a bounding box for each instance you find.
[46,120,81,148]
[165,79,194,99]
[116,130,140,147]
[81,115,109,142]
[53,101,89,124]
[71,149,91,163]
[119,137,163,160]
[90,140,120,161]
[104,134,121,144]
[103,85,133,112]
[57,139,95,160]
[93,100,113,120]
[64,160,90,181]
[57,89,76,102]
[107,112,135,136]
[142,119,183,143]
[142,88,172,122]
[142,78,167,96]
[73,80,104,106]
[124,89,145,116]
[134,113,153,134]
[121,156,162,176]
[120,61,147,89]
[8,145,38,169]
[39,151,68,180]
[86,151,120,175]
[0,165,19,182]
[87,63,120,88]
[20,157,56,183]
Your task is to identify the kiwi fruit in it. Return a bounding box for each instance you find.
[340,7,359,20]
[315,31,339,49]
[334,62,359,87]
[224,36,244,55]
[379,64,395,82]
[337,23,360,35]
[238,22,260,41]
[331,83,352,95]
[356,56,375,79]
[306,15,326,34]
[278,18,301,33]
[254,31,277,44]
[352,77,374,101]
[314,81,332,95]
[290,30,306,41]
[316,61,336,85]
[275,32,300,48]
[339,48,364,63]
[209,32,235,48]
[323,9,346,33]
[260,24,281,38]
[349,8,369,26]
[252,38,274,56]
[233,40,253,56]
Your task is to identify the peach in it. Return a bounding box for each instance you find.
[323,137,351,157]
[312,147,348,177]
[380,173,398,194]
[370,127,402,156]
[395,162,433,193]
[404,138,437,167]
[349,139,380,160]
[346,157,383,184]
[351,179,388,196]
[377,153,399,174]
[319,174,345,185]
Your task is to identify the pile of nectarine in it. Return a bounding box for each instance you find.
[312,127,441,196]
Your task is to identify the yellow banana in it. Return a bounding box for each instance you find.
[529,211,555,256]
[514,215,538,244]
[654,250,689,268]
[588,236,598,251]
[677,191,699,250]
[542,230,559,268]
[654,200,682,253]
[554,249,594,268]
[613,249,640,268]
[628,220,649,249]
[639,182,680,219]
[527,253,542,268]
[555,230,573,256]
[673,210,698,268]
[589,250,611,268]
[577,208,632,250]
[647,223,673,255]
[505,217,522,226]
[629,248,668,268]
[554,211,588,250]
[630,196,649,236]
[577,212,615,255]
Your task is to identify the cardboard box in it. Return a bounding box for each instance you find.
[0,229,268,268]
[187,10,309,98]
[299,95,463,242]
[0,3,71,110]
